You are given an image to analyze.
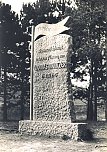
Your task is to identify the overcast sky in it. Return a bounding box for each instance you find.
[2,0,37,14]
[2,0,77,15]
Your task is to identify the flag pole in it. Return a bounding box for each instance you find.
[30,25,35,120]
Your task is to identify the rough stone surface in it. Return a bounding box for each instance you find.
[33,34,75,122]
[19,120,87,140]
[19,33,87,140]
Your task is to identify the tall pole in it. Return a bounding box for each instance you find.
[30,26,35,120]
[104,1,107,121]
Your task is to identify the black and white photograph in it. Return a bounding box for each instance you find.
[0,0,107,151]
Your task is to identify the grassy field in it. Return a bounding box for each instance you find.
[0,130,107,152]
[0,100,106,152]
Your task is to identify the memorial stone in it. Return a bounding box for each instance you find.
[19,17,88,140]
[33,34,75,121]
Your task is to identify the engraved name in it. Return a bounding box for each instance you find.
[38,47,63,53]
[34,62,67,71]
[36,54,66,62]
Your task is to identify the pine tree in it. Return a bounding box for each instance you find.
[0,2,22,120]
[65,0,106,121]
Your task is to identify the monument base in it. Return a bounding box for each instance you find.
[19,120,88,140]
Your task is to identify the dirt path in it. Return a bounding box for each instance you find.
[0,131,107,152]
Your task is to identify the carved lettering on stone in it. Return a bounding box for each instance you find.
[33,34,75,122]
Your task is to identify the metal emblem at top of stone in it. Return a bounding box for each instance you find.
[33,16,76,122]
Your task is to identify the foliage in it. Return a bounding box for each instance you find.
[0,2,30,120]
[0,0,106,121]
[0,2,23,120]
[65,0,106,120]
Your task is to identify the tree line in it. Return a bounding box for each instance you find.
[0,0,107,121]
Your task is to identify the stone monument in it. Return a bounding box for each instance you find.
[19,17,87,140]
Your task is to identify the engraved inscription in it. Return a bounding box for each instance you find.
[34,34,71,53]
[38,47,63,53]
[42,73,58,79]
[33,34,75,121]
[34,62,67,71]
[36,54,66,62]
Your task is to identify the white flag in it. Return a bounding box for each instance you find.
[34,16,70,40]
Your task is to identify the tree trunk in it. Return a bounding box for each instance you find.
[3,66,7,121]
[20,84,25,120]
[87,59,93,121]
[104,0,107,121]
[93,62,97,121]
[87,83,93,121]
[20,70,25,120]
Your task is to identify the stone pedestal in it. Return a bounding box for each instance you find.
[19,120,87,140]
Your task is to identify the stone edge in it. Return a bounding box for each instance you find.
[19,120,87,140]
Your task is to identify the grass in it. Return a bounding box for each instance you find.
[0,131,107,152]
